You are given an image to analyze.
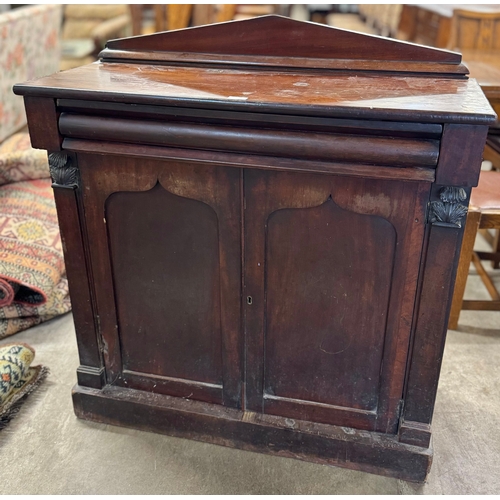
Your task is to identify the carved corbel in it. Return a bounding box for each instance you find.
[48,152,79,188]
[429,187,468,228]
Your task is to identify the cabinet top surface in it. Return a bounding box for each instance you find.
[14,16,496,124]
[15,62,495,124]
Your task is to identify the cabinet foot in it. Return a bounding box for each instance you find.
[399,420,432,448]
[76,366,106,389]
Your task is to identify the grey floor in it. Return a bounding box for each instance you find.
[1,245,499,494]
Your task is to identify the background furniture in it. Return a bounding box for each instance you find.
[447,8,500,51]
[448,8,500,110]
[0,4,62,142]
[398,4,453,47]
[447,8,500,298]
[191,4,236,26]
[130,4,284,35]
[358,4,402,37]
[233,4,278,21]
[60,4,132,71]
[153,4,193,32]
[398,4,500,48]
[449,171,500,328]
[482,132,500,267]
[484,131,500,172]
[456,7,500,123]
[15,15,495,482]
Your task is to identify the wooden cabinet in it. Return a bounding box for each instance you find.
[14,16,495,482]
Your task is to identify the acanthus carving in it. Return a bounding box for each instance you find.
[429,187,468,228]
[48,152,79,188]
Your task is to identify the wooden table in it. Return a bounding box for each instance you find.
[14,15,496,483]
[463,50,500,117]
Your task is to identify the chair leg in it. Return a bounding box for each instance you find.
[483,142,500,172]
[470,251,500,301]
[493,230,500,269]
[448,210,481,330]
[477,228,500,268]
[478,228,494,246]
[129,5,143,36]
[482,141,500,268]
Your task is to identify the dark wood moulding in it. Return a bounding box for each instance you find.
[73,384,433,483]
[61,139,436,182]
[58,113,440,168]
[98,49,470,78]
[57,99,444,139]
[101,14,465,78]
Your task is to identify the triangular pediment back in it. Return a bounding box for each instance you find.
[101,15,466,76]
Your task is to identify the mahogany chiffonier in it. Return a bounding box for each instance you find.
[14,16,496,482]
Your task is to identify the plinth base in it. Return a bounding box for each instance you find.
[72,384,432,482]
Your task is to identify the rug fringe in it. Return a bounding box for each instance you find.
[0,365,49,431]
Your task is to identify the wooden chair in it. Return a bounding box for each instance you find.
[130,5,150,36]
[484,131,500,171]
[449,170,500,329]
[447,8,500,276]
[447,9,500,51]
[60,4,132,70]
[480,132,500,267]
[192,5,236,26]
[385,4,403,38]
[154,4,193,32]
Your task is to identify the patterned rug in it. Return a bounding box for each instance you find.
[0,133,71,339]
[0,343,48,430]
[0,179,66,306]
[0,132,50,186]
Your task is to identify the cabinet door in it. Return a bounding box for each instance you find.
[244,169,430,433]
[78,154,243,408]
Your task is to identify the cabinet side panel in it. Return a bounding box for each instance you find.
[106,183,223,385]
[265,198,396,410]
[401,225,463,424]
[52,182,104,388]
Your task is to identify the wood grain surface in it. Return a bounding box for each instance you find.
[15,14,493,483]
[14,63,495,125]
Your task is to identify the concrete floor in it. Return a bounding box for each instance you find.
[1,246,499,494]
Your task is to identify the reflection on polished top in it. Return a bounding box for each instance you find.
[15,63,495,123]
[462,50,500,101]
[13,15,496,125]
